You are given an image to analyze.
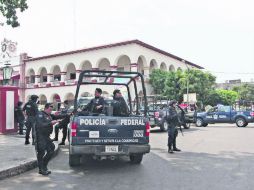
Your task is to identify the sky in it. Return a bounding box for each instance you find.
[1,0,254,83]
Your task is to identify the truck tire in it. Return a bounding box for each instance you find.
[160,121,168,132]
[203,123,208,127]
[183,122,191,129]
[130,154,143,164]
[69,154,81,166]
[236,117,247,127]
[196,118,204,127]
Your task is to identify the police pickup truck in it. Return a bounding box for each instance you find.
[68,70,150,166]
[196,105,254,127]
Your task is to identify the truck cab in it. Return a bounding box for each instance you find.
[68,70,150,166]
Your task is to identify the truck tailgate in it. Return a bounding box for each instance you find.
[71,116,149,145]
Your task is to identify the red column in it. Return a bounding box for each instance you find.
[0,86,19,134]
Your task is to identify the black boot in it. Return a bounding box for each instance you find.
[168,147,174,153]
[168,143,174,153]
[173,138,181,152]
[39,169,50,175]
[25,139,30,145]
[38,160,50,175]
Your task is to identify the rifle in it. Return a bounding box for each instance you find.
[176,105,184,136]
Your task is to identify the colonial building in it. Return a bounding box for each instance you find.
[18,39,203,106]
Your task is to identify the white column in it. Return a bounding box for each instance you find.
[130,63,138,72]
[60,72,66,86]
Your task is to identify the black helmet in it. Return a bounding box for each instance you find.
[169,100,177,106]
[31,95,39,101]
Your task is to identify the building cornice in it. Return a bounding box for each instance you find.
[24,39,204,69]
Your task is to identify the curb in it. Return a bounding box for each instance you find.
[0,143,59,180]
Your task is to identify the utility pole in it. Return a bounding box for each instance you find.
[182,60,189,104]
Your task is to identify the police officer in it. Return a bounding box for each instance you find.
[53,100,70,145]
[83,88,105,114]
[166,100,181,153]
[112,89,129,116]
[35,103,65,175]
[23,95,39,145]
[14,101,25,135]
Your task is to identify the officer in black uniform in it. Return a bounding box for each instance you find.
[112,89,129,116]
[14,101,25,135]
[166,100,181,153]
[35,103,66,175]
[53,100,71,145]
[23,95,39,145]
[83,88,105,114]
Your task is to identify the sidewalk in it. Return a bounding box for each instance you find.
[0,134,59,180]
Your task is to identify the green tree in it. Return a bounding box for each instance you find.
[163,70,185,101]
[0,0,28,27]
[204,90,221,106]
[182,69,216,107]
[149,69,217,106]
[149,69,168,95]
[232,84,254,101]
[216,89,238,105]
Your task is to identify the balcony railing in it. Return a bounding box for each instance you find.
[65,79,76,85]
[51,80,60,86]
[39,82,47,87]
[27,83,35,88]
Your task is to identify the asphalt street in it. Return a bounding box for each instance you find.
[1,123,254,190]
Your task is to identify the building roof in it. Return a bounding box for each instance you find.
[25,39,204,69]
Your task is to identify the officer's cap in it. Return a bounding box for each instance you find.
[169,100,177,106]
[31,95,39,101]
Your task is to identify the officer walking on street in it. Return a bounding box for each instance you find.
[23,95,39,145]
[166,100,181,153]
[35,103,65,175]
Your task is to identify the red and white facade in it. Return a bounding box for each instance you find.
[19,40,203,105]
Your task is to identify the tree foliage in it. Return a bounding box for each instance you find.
[232,84,254,101]
[149,69,168,95]
[0,0,28,27]
[149,69,216,107]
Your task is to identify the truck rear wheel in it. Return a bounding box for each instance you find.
[69,154,81,166]
[236,117,247,127]
[196,118,204,127]
[130,154,143,164]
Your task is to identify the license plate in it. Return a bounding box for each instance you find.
[105,145,118,153]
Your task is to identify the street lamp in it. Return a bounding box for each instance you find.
[2,63,13,85]
[182,60,189,104]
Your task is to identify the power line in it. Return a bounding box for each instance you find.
[205,70,254,75]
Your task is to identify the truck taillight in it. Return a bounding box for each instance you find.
[145,122,150,137]
[154,111,159,118]
[250,112,254,117]
[71,122,77,137]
